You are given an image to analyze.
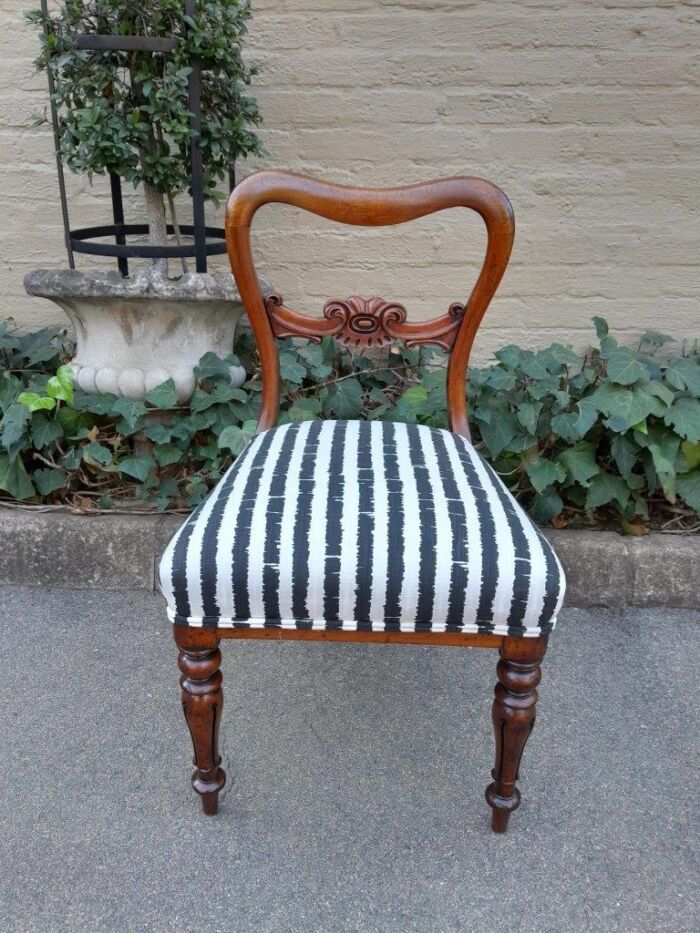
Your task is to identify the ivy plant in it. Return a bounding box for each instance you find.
[0,317,699,532]
[27,0,263,266]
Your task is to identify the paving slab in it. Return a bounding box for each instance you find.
[0,586,698,933]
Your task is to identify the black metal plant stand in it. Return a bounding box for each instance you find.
[40,0,233,276]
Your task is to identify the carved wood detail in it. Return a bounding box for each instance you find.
[264,292,466,351]
[175,627,226,815]
[485,636,548,833]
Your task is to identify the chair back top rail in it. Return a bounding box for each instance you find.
[225,170,514,437]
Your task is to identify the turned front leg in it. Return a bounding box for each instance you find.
[486,636,547,833]
[174,626,226,815]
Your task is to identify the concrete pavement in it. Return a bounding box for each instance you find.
[0,586,698,932]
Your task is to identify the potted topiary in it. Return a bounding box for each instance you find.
[24,0,264,401]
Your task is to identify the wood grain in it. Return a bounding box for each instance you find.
[225,170,514,437]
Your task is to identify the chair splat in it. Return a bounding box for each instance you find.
[264,292,467,351]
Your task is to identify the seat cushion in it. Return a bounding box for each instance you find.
[159,420,565,637]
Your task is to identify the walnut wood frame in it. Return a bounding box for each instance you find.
[225,170,515,438]
[171,171,548,834]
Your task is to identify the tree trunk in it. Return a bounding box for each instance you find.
[143,180,169,276]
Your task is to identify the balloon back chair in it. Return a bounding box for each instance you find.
[159,171,566,833]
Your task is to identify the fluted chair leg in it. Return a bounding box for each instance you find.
[486,636,548,833]
[174,626,226,814]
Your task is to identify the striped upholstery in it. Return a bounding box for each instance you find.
[159,420,565,637]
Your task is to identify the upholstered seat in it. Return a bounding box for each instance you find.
[160,419,564,637]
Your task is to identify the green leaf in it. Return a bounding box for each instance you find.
[611,434,639,479]
[45,364,74,403]
[62,447,81,470]
[680,441,700,471]
[0,454,35,500]
[521,352,549,380]
[217,425,247,455]
[327,378,363,419]
[548,343,580,366]
[143,422,172,444]
[83,442,113,465]
[647,428,680,502]
[484,367,516,391]
[17,392,55,413]
[647,430,680,476]
[31,413,63,449]
[549,412,579,443]
[111,397,147,431]
[663,396,700,441]
[605,347,648,386]
[190,384,247,412]
[530,488,564,522]
[677,469,700,511]
[585,473,630,510]
[144,379,178,409]
[71,392,118,415]
[478,411,519,458]
[118,456,155,482]
[57,407,95,437]
[0,402,31,452]
[279,351,307,385]
[516,401,541,435]
[154,444,183,467]
[194,352,237,383]
[527,375,561,401]
[592,383,663,432]
[298,343,332,380]
[646,380,675,407]
[15,328,60,366]
[665,357,700,396]
[34,467,67,495]
[524,455,566,493]
[494,345,523,369]
[400,386,429,409]
[288,397,322,422]
[573,398,599,437]
[639,331,673,351]
[196,441,220,462]
[592,316,609,340]
[556,443,600,486]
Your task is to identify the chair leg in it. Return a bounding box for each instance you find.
[173,625,226,815]
[485,636,548,833]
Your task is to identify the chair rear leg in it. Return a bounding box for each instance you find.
[485,636,547,833]
[174,625,226,814]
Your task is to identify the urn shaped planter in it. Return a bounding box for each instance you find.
[24,268,250,402]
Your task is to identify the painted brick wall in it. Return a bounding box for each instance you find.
[2,0,698,359]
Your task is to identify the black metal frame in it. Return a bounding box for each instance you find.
[41,0,234,275]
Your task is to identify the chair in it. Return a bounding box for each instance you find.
[159,171,566,833]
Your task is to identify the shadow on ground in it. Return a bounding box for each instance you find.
[0,586,697,933]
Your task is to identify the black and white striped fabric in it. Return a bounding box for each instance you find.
[159,421,565,637]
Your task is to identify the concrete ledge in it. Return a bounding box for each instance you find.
[0,509,697,609]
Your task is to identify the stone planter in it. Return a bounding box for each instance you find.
[24,268,250,402]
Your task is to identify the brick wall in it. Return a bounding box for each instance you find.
[2,0,698,359]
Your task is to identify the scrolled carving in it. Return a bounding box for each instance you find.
[322,296,408,348]
[264,292,467,351]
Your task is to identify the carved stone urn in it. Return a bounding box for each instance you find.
[24,268,249,402]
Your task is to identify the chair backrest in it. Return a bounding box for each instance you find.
[225,170,514,438]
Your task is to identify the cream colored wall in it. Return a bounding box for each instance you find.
[2,0,698,360]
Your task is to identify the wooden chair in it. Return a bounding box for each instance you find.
[159,171,565,833]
